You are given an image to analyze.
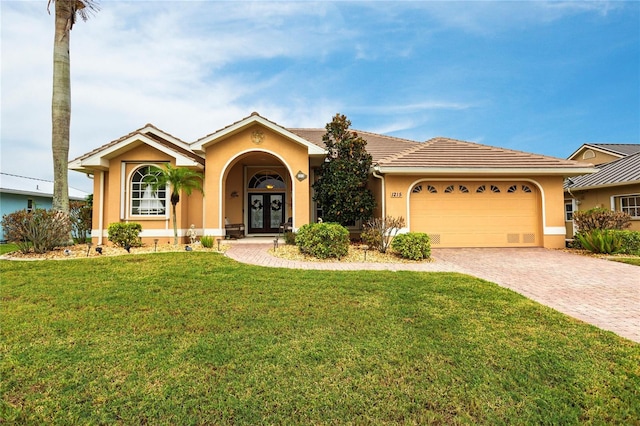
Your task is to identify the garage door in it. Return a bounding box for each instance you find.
[409,182,540,248]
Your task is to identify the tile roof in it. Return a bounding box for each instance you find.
[69,124,203,166]
[70,113,593,174]
[566,152,640,190]
[0,173,89,199]
[287,128,420,162]
[375,137,591,170]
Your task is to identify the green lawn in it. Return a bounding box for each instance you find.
[0,243,18,255]
[1,253,638,424]
[609,257,640,266]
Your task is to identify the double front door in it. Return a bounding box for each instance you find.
[248,193,285,234]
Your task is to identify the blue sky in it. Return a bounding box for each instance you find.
[1,1,638,193]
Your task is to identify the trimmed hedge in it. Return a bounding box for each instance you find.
[391,232,431,260]
[107,222,143,248]
[295,222,349,259]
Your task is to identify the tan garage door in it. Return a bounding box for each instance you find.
[409,182,540,248]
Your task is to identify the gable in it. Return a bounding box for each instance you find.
[568,143,640,165]
[191,112,325,156]
[69,125,203,173]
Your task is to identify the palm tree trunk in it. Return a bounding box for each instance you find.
[51,0,72,214]
[172,202,178,245]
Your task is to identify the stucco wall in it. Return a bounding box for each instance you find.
[91,142,204,245]
[568,183,640,233]
[202,124,311,236]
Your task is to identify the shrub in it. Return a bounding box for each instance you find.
[391,232,431,260]
[362,216,405,253]
[573,208,631,233]
[575,229,623,255]
[70,197,92,243]
[610,230,640,255]
[107,222,142,248]
[284,231,296,245]
[200,235,214,248]
[295,222,349,259]
[1,209,72,254]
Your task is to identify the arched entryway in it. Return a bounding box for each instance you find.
[222,151,294,236]
[247,170,287,234]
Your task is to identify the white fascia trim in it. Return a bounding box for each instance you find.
[376,167,597,175]
[139,125,192,152]
[544,227,566,235]
[79,134,202,169]
[191,115,325,155]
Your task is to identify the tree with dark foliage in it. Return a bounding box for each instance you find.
[312,114,376,225]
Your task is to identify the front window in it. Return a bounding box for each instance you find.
[565,201,573,221]
[131,166,166,216]
[620,195,640,218]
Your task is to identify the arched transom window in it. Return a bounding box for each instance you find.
[248,171,285,190]
[131,166,166,216]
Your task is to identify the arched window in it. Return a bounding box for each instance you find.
[131,166,166,216]
[249,171,285,189]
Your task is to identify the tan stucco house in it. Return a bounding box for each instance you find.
[564,143,640,238]
[70,112,595,249]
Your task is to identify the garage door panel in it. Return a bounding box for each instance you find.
[410,181,540,248]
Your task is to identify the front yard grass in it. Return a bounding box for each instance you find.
[608,256,640,266]
[1,253,638,424]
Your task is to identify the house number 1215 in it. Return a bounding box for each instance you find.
[391,192,402,198]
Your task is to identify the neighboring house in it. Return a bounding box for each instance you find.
[69,112,594,248]
[0,173,90,241]
[564,143,640,238]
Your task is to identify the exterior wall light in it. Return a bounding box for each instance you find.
[296,171,307,181]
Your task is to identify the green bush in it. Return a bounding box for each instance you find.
[391,232,431,260]
[1,209,72,254]
[575,229,622,255]
[573,207,631,233]
[284,231,296,245]
[610,230,640,255]
[200,235,214,248]
[107,222,142,248]
[295,222,349,259]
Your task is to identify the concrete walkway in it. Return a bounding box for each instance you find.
[226,242,639,343]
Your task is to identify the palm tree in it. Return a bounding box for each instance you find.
[49,0,98,213]
[147,164,204,245]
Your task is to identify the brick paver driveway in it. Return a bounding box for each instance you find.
[226,244,639,343]
[434,248,639,343]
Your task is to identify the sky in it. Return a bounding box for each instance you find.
[1,0,639,193]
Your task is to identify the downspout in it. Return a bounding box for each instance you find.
[566,178,577,237]
[372,164,385,218]
[98,171,105,245]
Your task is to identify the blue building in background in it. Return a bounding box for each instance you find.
[0,173,90,241]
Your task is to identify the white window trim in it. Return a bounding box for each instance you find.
[125,163,170,220]
[615,193,640,219]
